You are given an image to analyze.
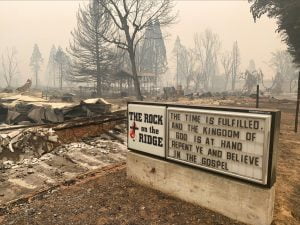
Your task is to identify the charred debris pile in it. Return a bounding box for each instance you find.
[0,96,111,125]
[0,95,127,164]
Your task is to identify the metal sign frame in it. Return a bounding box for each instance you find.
[167,107,271,185]
[127,102,280,188]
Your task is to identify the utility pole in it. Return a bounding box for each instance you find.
[295,72,300,133]
[59,63,63,90]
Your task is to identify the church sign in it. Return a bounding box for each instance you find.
[128,103,166,157]
[128,102,280,187]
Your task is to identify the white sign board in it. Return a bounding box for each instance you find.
[128,104,166,157]
[167,107,272,184]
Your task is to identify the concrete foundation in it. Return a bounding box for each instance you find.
[127,151,275,225]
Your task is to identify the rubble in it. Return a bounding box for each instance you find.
[3,103,64,125]
[15,79,32,93]
[163,87,177,99]
[0,128,60,160]
[0,110,126,164]
[63,98,111,120]
[0,104,8,122]
[0,93,125,205]
[0,122,127,205]
[27,106,64,124]
[45,108,64,123]
[0,94,48,105]
[0,96,112,125]
[61,93,75,102]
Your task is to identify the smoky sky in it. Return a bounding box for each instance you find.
[0,0,285,86]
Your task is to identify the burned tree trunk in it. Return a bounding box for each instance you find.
[128,47,143,100]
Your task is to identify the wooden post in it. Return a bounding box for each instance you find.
[256,84,259,108]
[295,72,300,133]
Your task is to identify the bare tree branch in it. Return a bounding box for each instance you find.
[1,48,19,88]
[98,0,177,100]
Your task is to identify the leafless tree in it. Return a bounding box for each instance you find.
[172,37,196,90]
[180,47,196,90]
[240,69,262,94]
[46,45,57,87]
[270,50,297,92]
[194,29,221,91]
[271,72,285,94]
[248,59,256,72]
[98,0,177,100]
[220,51,232,91]
[1,48,19,88]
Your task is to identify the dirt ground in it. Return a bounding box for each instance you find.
[0,164,243,225]
[268,112,299,225]
[0,97,299,225]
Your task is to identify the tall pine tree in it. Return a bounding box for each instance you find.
[55,47,70,90]
[30,44,43,87]
[46,45,57,87]
[140,20,168,76]
[172,36,182,87]
[231,41,240,91]
[68,0,113,96]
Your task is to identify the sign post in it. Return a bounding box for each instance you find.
[295,72,300,133]
[256,84,259,108]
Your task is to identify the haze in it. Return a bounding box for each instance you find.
[0,0,286,86]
